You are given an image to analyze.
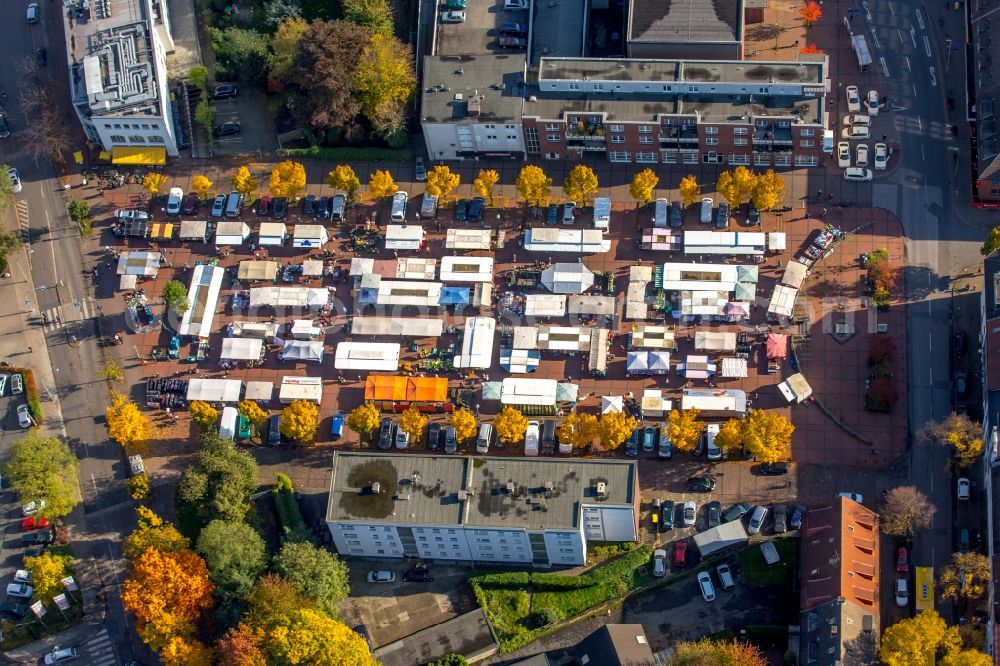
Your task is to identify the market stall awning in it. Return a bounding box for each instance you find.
[364,375,448,402]
[281,340,324,363]
[186,378,242,403]
[439,287,471,305]
[482,382,502,401]
[694,331,737,352]
[500,348,541,374]
[567,295,615,315]
[221,338,264,360]
[766,333,788,359]
[601,395,624,414]
[302,260,324,276]
[351,257,375,276]
[778,373,814,403]
[111,146,166,165]
[237,260,278,281]
[555,382,579,403]
[244,381,273,402]
[719,357,748,377]
[541,262,595,294]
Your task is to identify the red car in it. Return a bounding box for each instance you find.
[21,516,49,531]
[257,195,272,216]
[896,546,908,574]
[673,540,688,569]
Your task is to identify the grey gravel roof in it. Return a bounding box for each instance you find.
[628,0,743,44]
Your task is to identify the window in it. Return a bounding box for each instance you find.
[734,138,748,146]
[485,124,496,129]
[639,136,653,144]
[800,129,815,136]
[525,127,540,153]
[568,83,580,90]
[113,123,122,129]
[545,124,560,132]
[547,134,561,142]
[795,155,819,166]
[486,134,497,140]
[775,154,792,166]
[705,137,719,145]
[754,153,770,166]
[682,151,699,164]
[705,127,719,134]
[661,150,678,164]
[636,152,658,163]
[609,124,624,132]
[507,134,517,140]
[141,124,150,130]
[505,125,516,130]
[109,134,126,143]
[147,135,165,144]
[592,84,603,91]
[609,151,630,163]
[589,116,601,124]
[734,127,749,135]
[638,125,652,133]
[799,140,814,148]
[128,135,146,144]
[611,135,624,144]
[729,154,750,165]
[568,116,579,124]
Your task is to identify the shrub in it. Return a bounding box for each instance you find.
[275,472,294,492]
[535,607,560,626]
[272,488,311,543]
[280,146,413,162]
[127,474,150,501]
[469,571,530,588]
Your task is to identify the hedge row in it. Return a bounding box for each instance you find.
[272,488,311,543]
[280,146,414,162]
[6,366,42,424]
[468,571,530,588]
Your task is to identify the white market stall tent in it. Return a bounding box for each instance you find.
[780,260,809,290]
[237,260,278,281]
[446,228,492,250]
[694,331,737,352]
[258,222,288,246]
[681,388,748,415]
[302,260,324,277]
[187,378,243,403]
[523,228,611,254]
[220,338,264,361]
[524,294,567,317]
[179,220,209,242]
[659,263,740,292]
[292,225,329,249]
[179,264,225,338]
[768,285,799,318]
[357,278,443,308]
[281,340,324,363]
[249,287,330,308]
[351,317,444,337]
[291,319,323,340]
[116,251,162,277]
[680,291,728,316]
[215,222,251,246]
[244,381,273,402]
[541,263,595,294]
[279,376,323,404]
[601,395,624,414]
[334,342,400,371]
[642,390,671,417]
[678,355,716,379]
[499,348,541,373]
[229,321,279,340]
[350,257,375,276]
[626,351,671,375]
[396,257,437,281]
[567,295,615,315]
[453,317,496,369]
[629,325,675,349]
[719,357,748,377]
[683,231,766,256]
[768,232,786,253]
[778,373,814,403]
[439,256,494,283]
[385,225,425,251]
[499,378,559,406]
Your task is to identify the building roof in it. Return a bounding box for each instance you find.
[972,2,1000,182]
[374,609,499,666]
[421,55,527,124]
[628,0,742,45]
[800,497,880,613]
[984,251,1000,392]
[66,0,164,117]
[574,624,656,666]
[326,452,637,531]
[538,57,824,86]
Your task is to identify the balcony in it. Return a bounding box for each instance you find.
[659,127,699,144]
[566,142,607,152]
[565,125,606,141]
[753,125,793,146]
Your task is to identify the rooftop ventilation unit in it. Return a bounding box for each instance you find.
[371,481,381,494]
[506,481,516,494]
[595,482,607,499]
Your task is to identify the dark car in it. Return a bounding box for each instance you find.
[316,196,331,220]
[499,22,527,35]
[546,204,559,225]
[212,84,240,100]
[402,569,433,582]
[497,36,527,49]
[686,476,716,492]
[272,197,288,219]
[954,331,967,356]
[444,425,458,454]
[954,371,967,396]
[0,602,26,620]
[625,429,639,457]
[722,501,751,523]
[0,114,10,139]
[378,419,394,450]
[790,504,807,530]
[214,122,241,138]
[669,201,682,228]
[468,197,485,222]
[773,504,788,533]
[746,207,761,226]
[22,530,53,546]
[181,193,199,215]
[660,500,675,531]
[706,501,721,528]
[715,202,729,229]
[455,199,468,221]
[257,195,272,217]
[35,48,46,67]
[301,195,317,216]
[268,415,281,446]
[758,462,789,475]
[642,425,658,452]
[428,422,441,450]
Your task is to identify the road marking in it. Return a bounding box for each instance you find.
[863,0,872,21]
[928,332,932,351]
[14,200,28,236]
[889,1,895,16]
[918,115,923,131]
[929,67,937,86]
[83,627,118,666]
[921,145,925,160]
[913,83,918,96]
[923,35,932,57]
[871,29,881,48]
[911,27,917,48]
[905,56,911,71]
[927,300,932,314]
[929,367,933,384]
[880,57,890,78]
[898,28,905,45]
[916,8,925,30]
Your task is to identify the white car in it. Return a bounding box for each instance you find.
[866,90,880,116]
[895,577,908,607]
[856,144,869,167]
[44,648,78,665]
[6,583,32,599]
[504,0,530,9]
[841,125,870,141]
[211,194,227,218]
[844,167,873,182]
[8,167,22,193]
[748,505,768,535]
[440,10,465,22]
[366,570,396,583]
[165,187,183,215]
[697,571,716,602]
[842,114,871,127]
[394,429,410,450]
[957,477,971,500]
[837,142,851,168]
[21,499,45,516]
[874,143,888,170]
[846,85,861,113]
[682,500,696,527]
[17,404,32,429]
[13,570,32,584]
[652,548,666,577]
[27,3,39,24]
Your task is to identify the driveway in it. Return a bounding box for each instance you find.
[209,90,279,157]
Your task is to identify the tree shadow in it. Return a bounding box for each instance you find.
[746,24,786,42]
[900,265,949,301]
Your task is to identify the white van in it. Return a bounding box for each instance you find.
[476,423,493,454]
[330,193,347,222]
[224,191,243,219]
[390,191,409,222]
[593,197,611,233]
[219,406,239,440]
[822,130,834,154]
[699,197,714,224]
[705,423,721,460]
[653,198,668,228]
[525,421,540,456]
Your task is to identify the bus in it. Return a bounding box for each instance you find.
[915,566,934,612]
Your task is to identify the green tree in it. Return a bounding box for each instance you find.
[0,167,16,217]
[269,17,309,84]
[194,100,216,138]
[177,431,259,526]
[209,27,273,86]
[97,359,124,384]
[668,638,766,666]
[982,226,1000,256]
[124,507,190,559]
[273,541,350,618]
[162,280,189,314]
[342,0,394,34]
[290,20,368,133]
[196,519,268,601]
[428,655,470,666]
[67,199,91,223]
[3,431,78,519]
[0,228,21,273]
[188,66,209,92]
[352,34,417,136]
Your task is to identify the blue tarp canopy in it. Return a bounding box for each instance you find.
[439,287,471,305]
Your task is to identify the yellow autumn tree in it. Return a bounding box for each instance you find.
[232,166,258,200]
[24,550,73,603]
[667,408,705,453]
[106,391,154,452]
[347,403,381,440]
[160,636,214,666]
[279,400,319,444]
[629,168,659,206]
[741,410,794,463]
[352,34,417,136]
[398,405,428,445]
[124,507,191,559]
[731,165,756,204]
[598,411,638,451]
[516,165,552,207]
[449,408,477,444]
[494,407,529,446]
[269,16,309,83]
[142,173,168,196]
[473,169,500,206]
[268,160,307,201]
[191,175,213,200]
[941,649,993,666]
[563,164,599,207]
[368,169,397,200]
[678,175,700,207]
[716,171,740,206]
[751,169,785,211]
[556,413,598,450]
[716,418,744,454]
[188,400,219,430]
[939,552,991,601]
[880,611,960,666]
[327,165,361,204]
[238,400,268,427]
[426,165,461,205]
[920,412,984,469]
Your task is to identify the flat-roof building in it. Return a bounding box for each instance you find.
[627,0,744,60]
[326,452,639,566]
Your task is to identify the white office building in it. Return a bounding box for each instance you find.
[327,453,638,566]
[65,0,180,159]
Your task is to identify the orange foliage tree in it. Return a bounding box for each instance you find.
[799,43,823,54]
[800,1,822,27]
[216,623,268,666]
[160,636,214,666]
[122,548,215,650]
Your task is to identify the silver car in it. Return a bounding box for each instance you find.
[17,404,32,429]
[748,505,768,535]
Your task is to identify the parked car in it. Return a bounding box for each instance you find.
[22,530,53,546]
[745,207,760,226]
[301,195,317,216]
[706,501,721,528]
[686,476,716,492]
[716,563,735,591]
[414,157,427,181]
[455,199,468,221]
[182,193,199,215]
[697,571,716,602]
[499,22,527,35]
[22,516,49,531]
[17,404,32,429]
[837,141,851,168]
[838,492,864,503]
[213,122,241,138]
[0,602,26,620]
[6,583,32,599]
[874,142,888,170]
[895,578,908,607]
[682,500,696,527]
[669,201,683,228]
[624,429,639,457]
[497,36,527,49]
[504,0,529,9]
[13,570,31,584]
[747,505,768,535]
[272,197,288,219]
[957,477,971,500]
[866,90,880,115]
[844,167,873,181]
[790,504,807,530]
[641,425,658,452]
[855,144,869,167]
[35,48,46,67]
[896,546,909,574]
[660,500,674,531]
[427,422,441,450]
[44,648,78,665]
[440,10,466,22]
[722,502,750,523]
[546,203,559,225]
[330,413,345,440]
[316,196,331,219]
[714,202,729,229]
[395,428,410,450]
[673,540,688,568]
[773,505,788,534]
[657,434,672,459]
[211,194,227,218]
[212,84,240,100]
[467,197,484,222]
[378,419,394,450]
[21,500,45,516]
[402,569,433,582]
[267,415,281,446]
[444,426,458,454]
[165,187,183,216]
[26,3,39,24]
[367,570,396,583]
[8,168,21,194]
[653,548,667,577]
[846,85,861,112]
[758,462,789,475]
[954,371,967,396]
[11,373,23,396]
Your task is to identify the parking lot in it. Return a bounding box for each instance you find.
[207,90,280,157]
[435,0,529,56]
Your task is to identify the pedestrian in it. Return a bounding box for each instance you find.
[821,207,827,217]
[786,480,792,488]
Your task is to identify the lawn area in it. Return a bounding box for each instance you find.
[470,545,653,652]
[737,538,798,587]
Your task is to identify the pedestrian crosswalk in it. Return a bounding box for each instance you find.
[81,627,118,666]
[14,200,28,238]
[40,298,97,331]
